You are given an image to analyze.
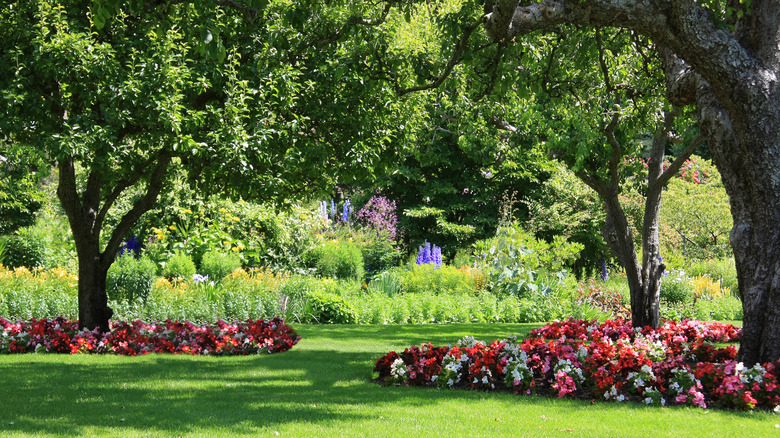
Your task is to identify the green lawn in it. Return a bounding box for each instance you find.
[0,324,774,437]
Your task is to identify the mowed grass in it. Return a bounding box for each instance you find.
[0,323,775,437]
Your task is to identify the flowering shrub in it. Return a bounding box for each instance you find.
[356,195,399,241]
[374,318,780,411]
[0,316,300,356]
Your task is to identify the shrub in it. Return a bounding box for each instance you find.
[200,250,241,282]
[694,296,743,321]
[661,269,694,304]
[687,258,738,298]
[367,270,404,297]
[107,254,157,303]
[162,251,196,280]
[307,241,364,281]
[473,223,581,297]
[305,291,357,324]
[2,229,47,268]
[399,264,476,296]
[360,234,401,279]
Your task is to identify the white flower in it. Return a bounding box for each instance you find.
[644,397,653,405]
[482,376,489,385]
[447,378,454,387]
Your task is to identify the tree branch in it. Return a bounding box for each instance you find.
[393,15,487,96]
[657,133,705,188]
[101,153,171,265]
[96,155,157,232]
[485,0,762,113]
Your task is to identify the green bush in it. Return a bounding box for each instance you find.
[305,291,357,324]
[398,264,476,296]
[307,241,364,281]
[359,234,401,279]
[473,223,580,297]
[660,269,694,304]
[162,251,196,280]
[687,257,738,298]
[694,296,743,321]
[107,254,157,303]
[2,229,47,268]
[367,270,404,297]
[199,251,241,282]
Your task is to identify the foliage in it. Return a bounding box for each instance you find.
[659,156,732,261]
[525,162,609,278]
[575,280,631,320]
[660,269,694,305]
[0,142,49,235]
[0,266,78,320]
[396,264,479,296]
[306,240,365,281]
[106,254,157,303]
[199,250,241,283]
[367,270,404,297]
[685,257,738,298]
[473,223,581,297]
[162,252,196,281]
[1,228,48,269]
[304,291,357,324]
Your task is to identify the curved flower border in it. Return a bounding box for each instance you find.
[374,319,780,411]
[0,316,300,356]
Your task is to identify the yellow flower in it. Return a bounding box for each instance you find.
[233,217,240,222]
[182,208,192,214]
[219,208,227,213]
[231,247,239,252]
[168,225,176,231]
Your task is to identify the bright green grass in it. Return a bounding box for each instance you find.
[0,324,775,437]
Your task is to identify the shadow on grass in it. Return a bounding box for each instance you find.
[0,324,766,437]
[0,324,540,436]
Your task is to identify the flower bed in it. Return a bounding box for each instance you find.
[374,318,780,411]
[0,316,300,355]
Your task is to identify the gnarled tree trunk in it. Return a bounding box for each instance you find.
[482,0,780,365]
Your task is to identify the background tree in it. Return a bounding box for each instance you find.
[0,142,48,236]
[0,1,410,331]
[361,5,703,328]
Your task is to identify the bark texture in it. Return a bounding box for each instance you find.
[483,0,780,364]
[57,154,171,331]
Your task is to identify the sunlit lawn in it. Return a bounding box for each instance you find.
[0,323,774,437]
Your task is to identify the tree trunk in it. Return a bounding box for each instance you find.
[696,82,780,366]
[56,153,171,332]
[76,244,113,331]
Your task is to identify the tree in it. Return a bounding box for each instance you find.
[479,0,780,367]
[0,142,48,235]
[0,1,408,331]
[319,0,779,364]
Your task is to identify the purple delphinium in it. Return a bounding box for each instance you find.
[193,273,209,284]
[416,241,442,268]
[431,245,442,267]
[342,199,352,223]
[600,259,608,281]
